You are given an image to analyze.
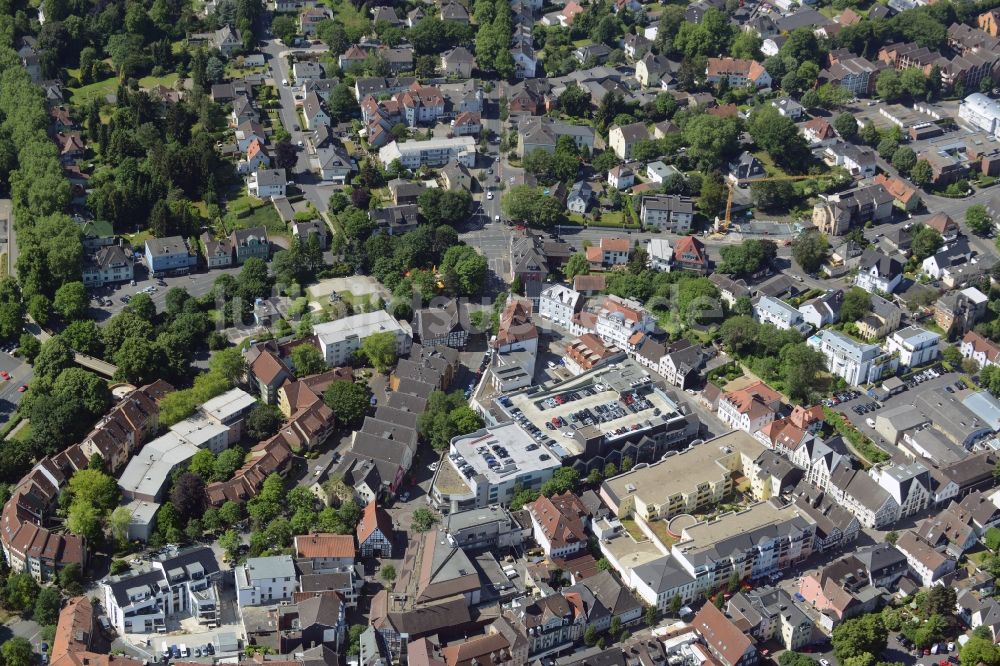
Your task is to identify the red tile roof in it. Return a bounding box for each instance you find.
[295,533,356,559]
[357,501,393,545]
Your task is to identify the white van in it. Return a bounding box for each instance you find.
[503,567,518,579]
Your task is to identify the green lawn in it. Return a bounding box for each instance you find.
[620,518,647,542]
[10,421,31,443]
[124,229,153,249]
[327,0,371,36]
[221,197,287,236]
[68,77,118,107]
[138,72,180,89]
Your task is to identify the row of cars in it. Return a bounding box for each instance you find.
[821,389,861,407]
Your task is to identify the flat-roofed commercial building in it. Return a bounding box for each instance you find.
[429,421,562,514]
[495,358,701,476]
[600,431,764,521]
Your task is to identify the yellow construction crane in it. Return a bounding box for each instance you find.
[715,174,818,234]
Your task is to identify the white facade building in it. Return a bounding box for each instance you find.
[753,296,812,334]
[595,296,656,350]
[538,284,582,329]
[959,93,1000,138]
[313,311,413,366]
[808,329,897,386]
[378,136,476,168]
[236,555,298,607]
[885,326,940,369]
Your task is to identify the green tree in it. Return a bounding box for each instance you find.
[272,15,298,44]
[323,381,370,425]
[564,253,590,281]
[910,159,933,187]
[53,281,88,320]
[834,113,859,140]
[832,613,887,662]
[780,343,828,401]
[891,146,917,174]
[840,288,871,323]
[967,205,993,236]
[246,404,284,441]
[411,507,437,532]
[669,594,682,616]
[291,344,327,377]
[58,563,83,595]
[110,505,132,546]
[961,636,1000,666]
[646,604,658,626]
[359,331,398,372]
[4,573,39,613]
[1,637,34,666]
[791,232,829,273]
[33,586,63,625]
[911,224,943,261]
[541,467,579,496]
[699,175,727,217]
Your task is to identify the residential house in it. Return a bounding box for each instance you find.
[294,534,356,572]
[824,141,878,178]
[705,58,772,88]
[873,174,921,211]
[452,111,481,137]
[82,244,135,287]
[607,165,635,190]
[144,237,197,275]
[856,294,902,340]
[647,237,673,272]
[673,237,709,273]
[230,227,269,264]
[693,602,760,666]
[370,205,419,237]
[293,61,325,82]
[586,237,631,269]
[961,330,1000,368]
[925,213,961,240]
[855,249,903,294]
[608,122,649,160]
[414,301,468,348]
[935,287,988,335]
[248,168,287,199]
[729,151,766,181]
[885,326,940,368]
[635,52,673,88]
[567,181,593,214]
[727,588,813,651]
[357,502,394,558]
[639,195,694,232]
[895,531,956,587]
[237,555,298,606]
[574,43,612,65]
[594,295,656,350]
[538,284,583,329]
[808,329,897,386]
[517,116,596,157]
[771,96,804,120]
[801,118,839,146]
[441,46,476,77]
[828,467,901,528]
[922,240,973,280]
[753,295,812,334]
[718,381,783,433]
[528,493,589,558]
[798,290,843,329]
[624,33,651,61]
[303,93,331,130]
[658,344,703,389]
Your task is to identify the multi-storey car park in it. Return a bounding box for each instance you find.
[431,359,701,514]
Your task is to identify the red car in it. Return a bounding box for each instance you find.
[0,371,9,380]
[17,384,26,393]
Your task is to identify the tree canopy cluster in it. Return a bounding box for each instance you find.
[418,390,485,450]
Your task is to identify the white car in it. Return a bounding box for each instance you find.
[487,192,494,200]
[820,660,830,666]
[281,78,289,86]
[429,462,439,471]
[398,492,410,501]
